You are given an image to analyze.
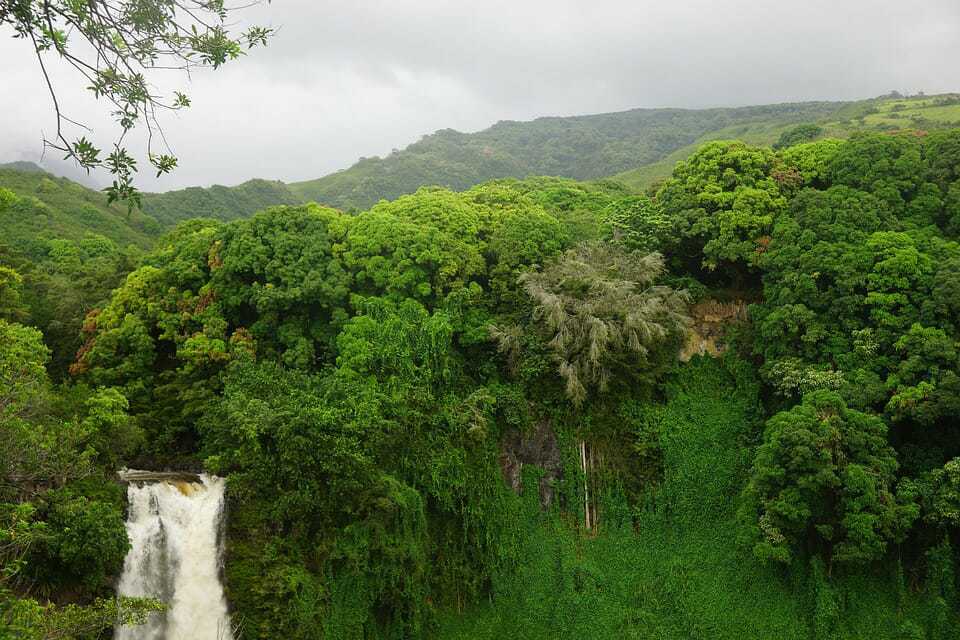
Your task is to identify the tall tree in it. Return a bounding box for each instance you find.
[742,391,917,566]
[498,243,690,405]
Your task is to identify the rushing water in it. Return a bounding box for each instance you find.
[116,472,233,640]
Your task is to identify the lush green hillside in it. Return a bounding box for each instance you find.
[140,94,960,225]
[138,100,848,224]
[613,92,960,191]
[440,358,943,639]
[6,130,957,638]
[0,164,159,250]
[141,178,303,226]
[6,114,960,639]
[287,101,846,211]
[0,165,157,377]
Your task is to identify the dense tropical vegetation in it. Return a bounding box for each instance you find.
[4,116,960,639]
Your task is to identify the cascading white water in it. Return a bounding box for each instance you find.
[116,472,234,640]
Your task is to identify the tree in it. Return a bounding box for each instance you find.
[772,123,824,150]
[0,321,141,502]
[742,391,917,565]
[885,323,960,427]
[19,235,139,378]
[461,181,569,310]
[752,176,960,420]
[0,266,27,321]
[602,194,668,254]
[656,140,786,273]
[777,139,844,189]
[924,458,960,531]
[0,321,157,638]
[0,320,49,422]
[1,0,272,207]
[74,205,354,452]
[199,301,459,637]
[827,132,925,215]
[500,243,690,405]
[340,189,486,306]
[29,491,130,591]
[1,496,161,639]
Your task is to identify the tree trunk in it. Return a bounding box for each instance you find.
[580,440,589,530]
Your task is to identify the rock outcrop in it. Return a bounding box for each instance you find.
[499,420,562,508]
[680,299,748,361]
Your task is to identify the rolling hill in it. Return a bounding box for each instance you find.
[140,178,303,227]
[140,100,851,222]
[613,92,960,190]
[285,101,845,209]
[62,92,960,227]
[0,162,159,254]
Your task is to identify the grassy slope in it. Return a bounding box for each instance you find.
[612,93,960,192]
[438,357,951,639]
[0,165,158,253]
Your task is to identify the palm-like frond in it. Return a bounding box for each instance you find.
[513,242,692,404]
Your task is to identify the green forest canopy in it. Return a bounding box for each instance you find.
[3,128,960,638]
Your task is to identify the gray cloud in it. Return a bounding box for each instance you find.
[2,0,959,190]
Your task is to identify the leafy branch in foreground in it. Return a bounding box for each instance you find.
[1,0,273,210]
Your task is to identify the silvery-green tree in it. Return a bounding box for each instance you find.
[497,243,690,406]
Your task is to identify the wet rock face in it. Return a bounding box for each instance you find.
[680,299,748,361]
[499,420,562,508]
[119,469,203,484]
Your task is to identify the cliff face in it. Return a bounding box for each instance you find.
[499,419,562,509]
[496,300,749,509]
[680,300,748,361]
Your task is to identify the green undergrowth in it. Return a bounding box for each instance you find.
[437,357,957,639]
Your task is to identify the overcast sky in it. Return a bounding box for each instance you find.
[2,0,959,190]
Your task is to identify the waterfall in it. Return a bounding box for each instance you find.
[116,471,234,640]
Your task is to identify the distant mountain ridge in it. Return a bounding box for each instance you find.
[18,93,960,228]
[142,99,851,223]
[0,160,44,173]
[287,101,847,205]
